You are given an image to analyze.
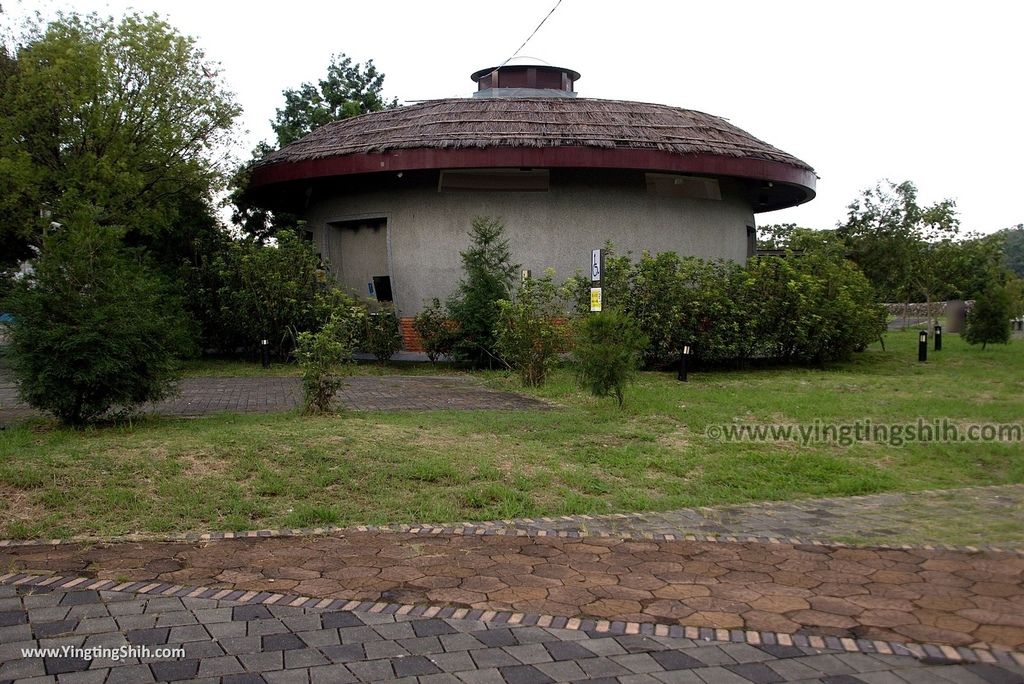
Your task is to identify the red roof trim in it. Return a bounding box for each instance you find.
[249,147,817,207]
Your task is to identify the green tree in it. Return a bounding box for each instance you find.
[226,141,300,244]
[4,216,193,426]
[295,313,359,414]
[0,12,240,272]
[838,180,964,325]
[211,230,339,359]
[448,217,520,368]
[272,53,398,146]
[494,271,568,386]
[963,282,1012,349]
[573,310,648,407]
[932,231,1006,301]
[1005,277,1024,319]
[757,223,847,260]
[838,181,955,294]
[364,306,403,363]
[997,224,1024,277]
[228,54,398,241]
[413,299,457,364]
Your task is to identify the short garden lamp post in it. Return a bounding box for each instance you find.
[934,324,942,351]
[677,344,692,382]
[918,330,928,363]
[261,337,270,369]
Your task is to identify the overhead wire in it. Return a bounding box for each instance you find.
[488,0,564,78]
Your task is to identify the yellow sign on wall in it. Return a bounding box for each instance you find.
[590,287,602,312]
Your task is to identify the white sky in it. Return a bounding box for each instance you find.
[6,0,1023,233]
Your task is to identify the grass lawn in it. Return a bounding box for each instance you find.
[1,331,1021,540]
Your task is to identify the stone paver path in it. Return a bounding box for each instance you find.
[4,531,1024,654]
[1,580,1021,684]
[455,485,1024,549]
[0,375,548,425]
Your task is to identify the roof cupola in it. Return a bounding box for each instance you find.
[470,63,580,98]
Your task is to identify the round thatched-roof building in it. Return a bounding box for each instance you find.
[248,64,815,346]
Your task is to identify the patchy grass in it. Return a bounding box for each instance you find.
[1,331,1021,539]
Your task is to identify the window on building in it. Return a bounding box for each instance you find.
[645,173,722,200]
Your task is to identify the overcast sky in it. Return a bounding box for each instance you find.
[6,0,1023,233]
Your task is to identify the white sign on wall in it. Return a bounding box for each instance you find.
[591,249,602,282]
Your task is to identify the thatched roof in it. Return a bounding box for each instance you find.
[258,98,813,171]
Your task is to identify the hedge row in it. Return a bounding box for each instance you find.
[564,249,887,366]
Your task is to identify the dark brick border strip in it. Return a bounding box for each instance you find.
[2,572,1021,669]
[2,517,1022,556]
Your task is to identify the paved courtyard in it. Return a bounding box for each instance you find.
[1,579,1021,684]
[0,375,548,426]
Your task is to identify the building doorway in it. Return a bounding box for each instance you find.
[325,216,391,302]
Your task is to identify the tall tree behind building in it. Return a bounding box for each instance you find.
[229,54,399,242]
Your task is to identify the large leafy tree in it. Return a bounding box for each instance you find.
[837,180,959,305]
[757,223,847,260]
[272,53,398,146]
[0,12,240,272]
[998,224,1024,277]
[230,54,398,242]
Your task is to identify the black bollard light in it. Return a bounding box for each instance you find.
[918,330,928,363]
[934,324,942,351]
[677,343,692,382]
[261,337,270,369]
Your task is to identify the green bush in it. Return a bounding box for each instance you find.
[4,218,193,426]
[413,298,456,363]
[364,306,403,363]
[184,229,345,359]
[572,309,648,407]
[964,283,1012,349]
[494,272,568,386]
[294,314,358,414]
[448,216,519,368]
[565,246,886,367]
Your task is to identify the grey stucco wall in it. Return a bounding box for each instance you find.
[306,170,755,317]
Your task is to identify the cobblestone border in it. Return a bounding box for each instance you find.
[2,572,1021,669]
[2,491,1022,556]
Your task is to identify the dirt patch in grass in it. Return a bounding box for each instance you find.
[657,428,690,450]
[0,483,45,528]
[176,450,231,479]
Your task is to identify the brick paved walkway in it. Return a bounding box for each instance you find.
[4,530,1023,655]
[2,580,1021,684]
[0,375,547,425]
[450,485,1024,550]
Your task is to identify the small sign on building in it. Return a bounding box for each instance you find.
[590,248,604,312]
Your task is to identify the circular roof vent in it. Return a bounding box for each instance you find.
[470,63,580,98]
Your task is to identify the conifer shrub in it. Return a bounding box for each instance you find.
[5,217,192,426]
[572,309,648,407]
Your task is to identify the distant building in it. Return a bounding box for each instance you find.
[248,63,815,347]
